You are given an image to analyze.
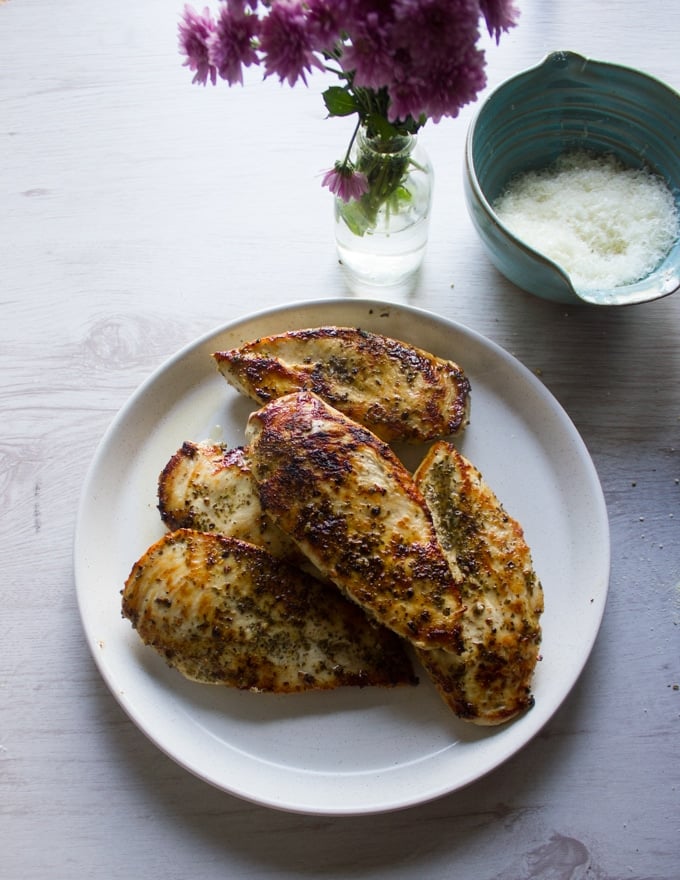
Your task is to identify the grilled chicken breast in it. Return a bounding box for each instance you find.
[214,326,470,443]
[413,442,544,724]
[246,391,464,652]
[122,529,417,692]
[157,440,303,564]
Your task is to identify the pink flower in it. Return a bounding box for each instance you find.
[341,0,493,123]
[340,6,395,89]
[388,46,488,123]
[385,0,486,121]
[178,0,521,204]
[226,0,259,11]
[392,0,478,62]
[258,0,325,86]
[479,0,520,42]
[304,0,347,50]
[321,164,370,202]
[178,5,218,86]
[210,3,260,85]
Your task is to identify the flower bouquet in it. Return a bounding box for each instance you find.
[179,0,519,286]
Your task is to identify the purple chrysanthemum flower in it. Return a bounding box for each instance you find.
[304,0,347,51]
[340,8,396,90]
[380,0,487,121]
[178,5,218,86]
[259,0,325,86]
[341,0,494,123]
[178,0,521,209]
[210,3,260,85]
[479,0,520,43]
[225,0,259,11]
[389,47,488,123]
[395,0,478,61]
[321,163,370,202]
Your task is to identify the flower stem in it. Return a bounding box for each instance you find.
[341,117,363,168]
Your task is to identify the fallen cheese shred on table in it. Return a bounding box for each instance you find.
[493,150,679,291]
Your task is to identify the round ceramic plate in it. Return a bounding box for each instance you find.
[75,299,610,815]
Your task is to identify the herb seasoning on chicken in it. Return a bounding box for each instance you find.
[246,390,465,652]
[213,326,470,443]
[122,529,417,692]
[158,440,304,564]
[414,441,544,724]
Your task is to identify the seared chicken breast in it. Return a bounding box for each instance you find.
[157,440,303,564]
[246,391,464,652]
[122,529,417,692]
[413,442,543,724]
[214,326,470,443]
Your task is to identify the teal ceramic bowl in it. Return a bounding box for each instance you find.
[464,51,680,306]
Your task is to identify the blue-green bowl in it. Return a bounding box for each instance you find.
[464,51,680,306]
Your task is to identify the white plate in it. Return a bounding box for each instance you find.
[75,299,610,815]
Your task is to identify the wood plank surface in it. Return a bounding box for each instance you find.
[2,1,679,877]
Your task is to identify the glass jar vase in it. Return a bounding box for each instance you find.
[334,127,434,294]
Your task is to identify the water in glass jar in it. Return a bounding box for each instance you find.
[335,210,430,292]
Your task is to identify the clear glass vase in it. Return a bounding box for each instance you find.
[334,127,434,294]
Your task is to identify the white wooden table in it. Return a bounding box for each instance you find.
[2,1,679,877]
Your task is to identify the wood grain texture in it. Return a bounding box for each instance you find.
[2,0,679,878]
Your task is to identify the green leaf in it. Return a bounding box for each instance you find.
[365,113,399,141]
[322,86,358,117]
[338,200,372,237]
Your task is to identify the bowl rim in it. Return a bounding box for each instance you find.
[464,50,680,306]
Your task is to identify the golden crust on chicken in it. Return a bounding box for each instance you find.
[122,529,417,692]
[157,440,304,564]
[213,326,470,443]
[413,442,544,724]
[122,333,544,726]
[246,391,465,652]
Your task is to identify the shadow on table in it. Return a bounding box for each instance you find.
[90,645,605,878]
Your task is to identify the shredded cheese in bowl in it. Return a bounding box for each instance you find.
[493,151,679,293]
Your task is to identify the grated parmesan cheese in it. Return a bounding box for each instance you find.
[493,151,679,292]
